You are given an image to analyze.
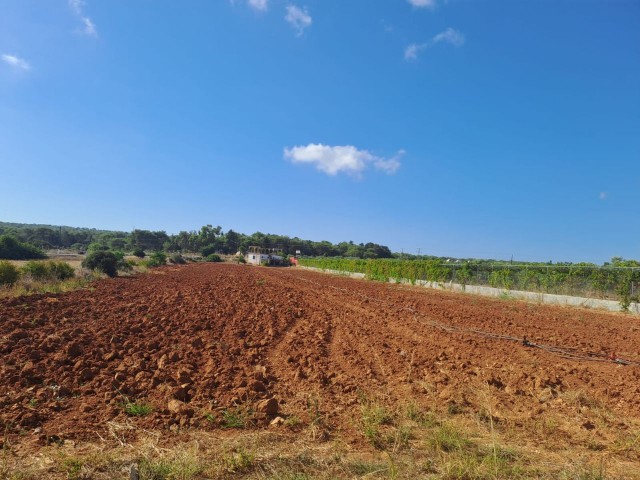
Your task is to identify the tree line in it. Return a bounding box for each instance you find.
[0,222,393,259]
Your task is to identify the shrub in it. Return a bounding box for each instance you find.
[146,251,167,267]
[21,261,48,280]
[169,253,186,265]
[0,235,46,260]
[132,248,146,258]
[237,256,246,264]
[82,251,118,277]
[22,260,75,281]
[206,254,222,263]
[47,261,75,280]
[201,245,217,257]
[0,261,19,285]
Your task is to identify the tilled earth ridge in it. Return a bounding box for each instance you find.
[1,263,639,445]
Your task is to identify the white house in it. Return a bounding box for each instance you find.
[245,246,284,266]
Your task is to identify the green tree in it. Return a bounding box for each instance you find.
[0,235,46,260]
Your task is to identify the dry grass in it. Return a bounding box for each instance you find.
[0,271,101,299]
[0,255,152,299]
[4,394,638,480]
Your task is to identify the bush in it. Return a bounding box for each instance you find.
[82,251,118,277]
[237,256,246,264]
[206,254,222,263]
[201,245,217,257]
[21,261,48,280]
[169,253,186,265]
[48,261,75,280]
[0,261,19,285]
[132,248,146,258]
[0,235,46,260]
[21,260,75,281]
[146,251,167,267]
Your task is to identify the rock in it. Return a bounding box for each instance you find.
[269,416,285,427]
[168,399,185,414]
[168,399,194,418]
[256,397,278,415]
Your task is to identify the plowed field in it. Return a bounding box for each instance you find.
[2,263,640,476]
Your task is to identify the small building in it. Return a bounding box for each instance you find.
[245,246,286,266]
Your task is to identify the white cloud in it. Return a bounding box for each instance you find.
[405,27,464,61]
[1,54,30,71]
[284,144,403,177]
[68,0,98,37]
[68,0,83,14]
[81,16,97,36]
[432,27,465,46]
[248,0,268,11]
[285,5,312,36]
[407,0,438,8]
[404,43,426,61]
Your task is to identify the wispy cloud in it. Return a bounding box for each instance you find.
[407,0,438,9]
[248,0,268,11]
[404,27,465,61]
[68,0,98,37]
[599,192,607,200]
[285,5,312,36]
[433,27,465,47]
[284,144,403,177]
[1,54,30,71]
[404,43,427,61]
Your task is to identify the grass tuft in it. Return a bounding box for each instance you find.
[123,400,153,417]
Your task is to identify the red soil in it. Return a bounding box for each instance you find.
[1,263,639,444]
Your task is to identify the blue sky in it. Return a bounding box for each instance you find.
[1,0,638,263]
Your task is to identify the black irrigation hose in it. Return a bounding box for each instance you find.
[286,271,640,367]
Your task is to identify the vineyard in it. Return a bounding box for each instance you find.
[298,258,640,310]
